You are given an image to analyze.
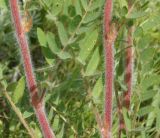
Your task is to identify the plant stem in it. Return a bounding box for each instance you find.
[103,0,117,137]
[118,1,134,137]
[9,0,55,137]
[3,91,35,138]
[124,0,133,111]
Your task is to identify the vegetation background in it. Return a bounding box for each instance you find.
[0,0,160,137]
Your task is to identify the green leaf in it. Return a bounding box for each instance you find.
[141,75,160,91]
[6,82,17,92]
[58,51,72,60]
[141,15,160,31]
[141,90,157,101]
[128,11,147,19]
[23,111,33,119]
[47,32,60,54]
[84,47,100,76]
[80,0,88,11]
[140,48,155,62]
[77,29,98,65]
[83,11,101,23]
[88,0,104,11]
[57,22,68,47]
[92,77,103,103]
[41,47,55,65]
[12,77,25,104]
[156,108,160,130]
[52,115,59,131]
[122,108,131,131]
[75,0,82,15]
[37,28,47,47]
[118,0,127,9]
[69,15,81,33]
[134,27,143,38]
[0,0,7,9]
[138,106,154,117]
[138,34,151,49]
[51,0,63,16]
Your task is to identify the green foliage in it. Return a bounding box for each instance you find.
[0,0,160,137]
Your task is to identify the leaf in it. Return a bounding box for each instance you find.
[80,0,88,11]
[118,0,127,9]
[156,108,160,130]
[52,115,59,131]
[0,0,7,9]
[138,34,151,49]
[92,77,103,103]
[47,32,60,54]
[134,27,143,38]
[57,22,68,47]
[128,11,147,19]
[12,77,25,104]
[69,15,81,33]
[141,90,157,101]
[141,15,160,31]
[122,108,131,131]
[37,28,47,47]
[41,47,55,65]
[68,5,76,17]
[138,106,154,117]
[84,47,100,76]
[88,0,104,11]
[23,111,33,119]
[56,124,64,138]
[51,0,63,16]
[140,48,155,62]
[83,11,101,23]
[77,29,98,65]
[141,75,160,91]
[58,51,72,60]
[6,82,17,92]
[75,0,82,15]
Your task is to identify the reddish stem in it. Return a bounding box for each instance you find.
[118,1,133,137]
[124,0,133,111]
[103,0,117,137]
[9,0,55,137]
[124,27,133,110]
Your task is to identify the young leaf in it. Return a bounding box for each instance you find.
[47,32,60,54]
[37,28,47,47]
[41,47,55,65]
[141,75,160,91]
[58,51,72,60]
[80,0,88,11]
[138,106,154,117]
[156,108,160,130]
[92,77,103,103]
[83,11,101,23]
[84,47,100,76]
[141,90,157,101]
[51,0,63,16]
[141,15,160,31]
[12,77,25,104]
[23,111,33,119]
[77,29,98,65]
[122,108,131,131]
[57,21,68,47]
[75,0,82,15]
[128,11,147,19]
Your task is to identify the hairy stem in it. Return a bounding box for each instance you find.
[124,0,133,111]
[118,1,134,137]
[103,0,117,137]
[9,0,55,137]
